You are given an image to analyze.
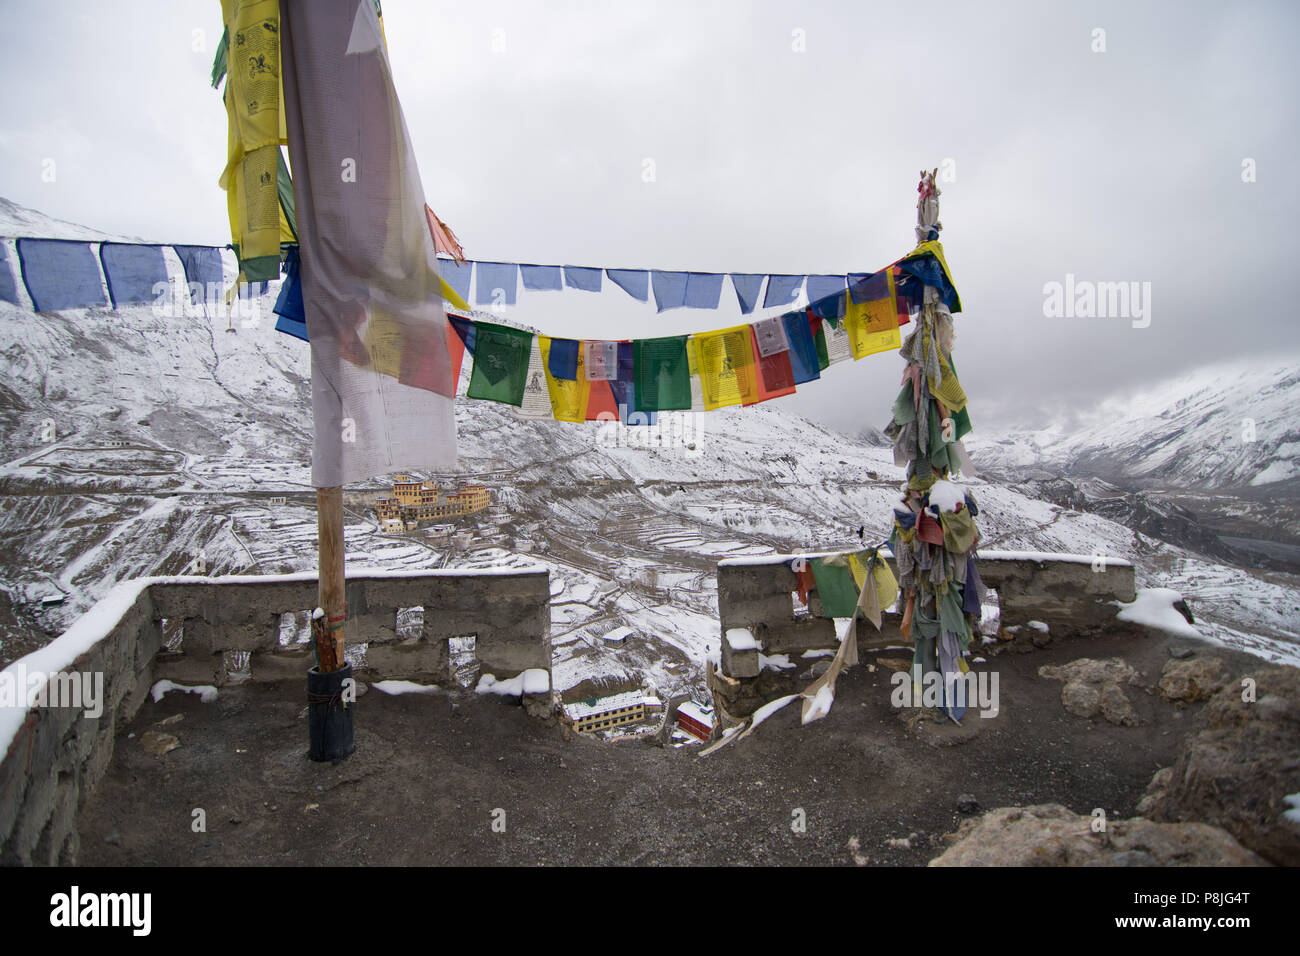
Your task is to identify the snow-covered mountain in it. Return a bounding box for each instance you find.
[968,359,1300,492]
[1,199,1297,696]
[0,197,147,243]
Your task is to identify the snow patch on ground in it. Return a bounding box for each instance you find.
[150,679,218,704]
[476,668,551,696]
[372,680,440,696]
[1114,588,1200,640]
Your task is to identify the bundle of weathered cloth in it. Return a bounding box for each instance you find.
[884,172,986,722]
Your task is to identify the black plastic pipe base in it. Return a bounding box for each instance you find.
[307,663,355,762]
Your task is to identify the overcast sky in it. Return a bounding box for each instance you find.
[1,0,1297,435]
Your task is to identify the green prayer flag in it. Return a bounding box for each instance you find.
[229,242,281,284]
[211,27,229,89]
[892,382,916,426]
[277,148,297,241]
[468,322,533,406]
[810,558,859,618]
[633,335,691,412]
[947,354,972,440]
[814,324,830,370]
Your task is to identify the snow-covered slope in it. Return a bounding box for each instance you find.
[1,199,1296,690]
[0,197,147,243]
[969,358,1300,491]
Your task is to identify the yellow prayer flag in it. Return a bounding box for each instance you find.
[218,0,289,286]
[871,555,899,613]
[844,269,902,359]
[540,337,589,422]
[439,277,470,313]
[693,324,758,410]
[848,552,869,591]
[930,346,968,413]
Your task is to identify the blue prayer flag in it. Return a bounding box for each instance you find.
[897,253,960,311]
[848,270,890,304]
[173,245,225,304]
[651,271,688,312]
[448,315,476,354]
[611,377,656,426]
[763,274,804,309]
[16,239,108,312]
[275,314,309,342]
[547,337,580,379]
[475,261,518,305]
[273,245,305,324]
[729,274,764,314]
[439,257,472,305]
[563,266,602,292]
[683,272,724,309]
[782,311,821,385]
[520,264,563,291]
[805,274,846,305]
[810,291,846,322]
[99,243,169,308]
[606,268,649,302]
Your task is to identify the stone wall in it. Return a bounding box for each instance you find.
[149,569,551,687]
[0,568,550,866]
[977,552,1135,634]
[713,550,1137,721]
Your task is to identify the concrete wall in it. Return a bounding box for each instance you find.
[0,568,550,866]
[0,585,158,867]
[977,553,1135,634]
[713,550,1137,720]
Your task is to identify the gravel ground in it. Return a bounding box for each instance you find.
[77,629,1262,866]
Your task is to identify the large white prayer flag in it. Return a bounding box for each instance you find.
[280,0,458,487]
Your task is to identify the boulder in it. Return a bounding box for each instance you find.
[1141,665,1300,866]
[1099,682,1140,727]
[1039,657,1140,686]
[1039,657,1142,726]
[930,804,1265,866]
[1060,681,1101,719]
[1157,656,1229,703]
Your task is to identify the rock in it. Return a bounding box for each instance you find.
[1135,768,1173,816]
[1061,681,1102,719]
[1173,599,1195,625]
[1099,850,1157,867]
[1141,665,1300,866]
[1100,682,1140,727]
[957,793,980,814]
[1158,656,1229,703]
[1039,657,1139,686]
[1169,646,1195,660]
[1040,657,1142,726]
[521,692,555,720]
[104,831,121,846]
[140,731,180,755]
[929,804,1265,867]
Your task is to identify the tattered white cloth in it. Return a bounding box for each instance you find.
[281,0,458,487]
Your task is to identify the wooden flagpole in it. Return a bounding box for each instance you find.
[313,486,346,671]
